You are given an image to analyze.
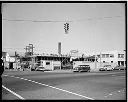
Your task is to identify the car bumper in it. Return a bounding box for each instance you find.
[73,70,79,72]
[36,69,44,71]
[99,69,105,71]
[106,69,113,71]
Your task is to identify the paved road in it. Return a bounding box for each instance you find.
[2,70,126,100]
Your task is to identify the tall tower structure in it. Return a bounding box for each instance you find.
[58,42,61,56]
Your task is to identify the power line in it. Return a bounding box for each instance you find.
[4,47,30,49]
[2,18,73,23]
[75,16,123,22]
[2,16,123,23]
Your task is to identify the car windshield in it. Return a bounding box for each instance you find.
[39,66,44,68]
[104,65,111,67]
[78,65,89,67]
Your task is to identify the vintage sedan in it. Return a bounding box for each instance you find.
[104,65,113,71]
[99,67,106,71]
[113,66,126,70]
[73,65,90,72]
[36,66,45,71]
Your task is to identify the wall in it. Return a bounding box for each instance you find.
[40,60,61,70]
[9,57,15,62]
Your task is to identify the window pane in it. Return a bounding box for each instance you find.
[106,54,109,58]
[110,54,114,58]
[102,54,105,58]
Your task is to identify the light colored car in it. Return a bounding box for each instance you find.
[99,67,106,71]
[36,66,45,71]
[103,65,113,71]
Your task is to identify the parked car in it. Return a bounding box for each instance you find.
[31,63,38,71]
[104,65,113,71]
[73,65,90,72]
[113,66,126,70]
[99,65,113,71]
[99,67,106,71]
[36,66,45,71]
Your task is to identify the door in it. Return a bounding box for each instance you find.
[9,62,13,69]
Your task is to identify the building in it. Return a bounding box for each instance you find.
[2,52,10,69]
[96,50,126,67]
[72,50,126,71]
[21,54,70,70]
[39,60,61,70]
[2,51,21,70]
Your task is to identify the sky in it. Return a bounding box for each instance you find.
[2,3,125,56]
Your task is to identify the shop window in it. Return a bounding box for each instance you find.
[118,54,124,58]
[46,62,50,65]
[97,55,100,58]
[106,54,109,58]
[102,54,105,58]
[110,54,114,58]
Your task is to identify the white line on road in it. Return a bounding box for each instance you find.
[3,74,94,100]
[2,85,25,100]
[109,93,112,95]
[112,75,116,76]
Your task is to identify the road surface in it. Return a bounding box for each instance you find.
[2,70,126,100]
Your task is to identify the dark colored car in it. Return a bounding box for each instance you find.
[113,66,126,70]
[73,65,90,72]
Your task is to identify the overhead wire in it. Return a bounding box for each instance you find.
[2,15,123,23]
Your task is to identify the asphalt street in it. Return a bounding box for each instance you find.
[2,70,126,100]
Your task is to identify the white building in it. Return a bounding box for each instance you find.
[40,60,61,70]
[2,52,20,69]
[96,50,126,67]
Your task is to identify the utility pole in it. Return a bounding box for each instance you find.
[15,51,17,70]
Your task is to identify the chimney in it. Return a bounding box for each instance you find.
[58,42,61,56]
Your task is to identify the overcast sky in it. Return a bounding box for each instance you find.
[2,3,125,55]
